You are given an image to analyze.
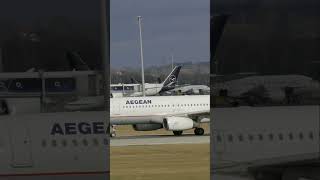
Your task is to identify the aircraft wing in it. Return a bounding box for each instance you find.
[212,153,320,176]
[187,110,210,121]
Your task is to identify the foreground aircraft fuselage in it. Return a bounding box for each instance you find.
[0,111,108,179]
[212,106,320,180]
[110,95,210,135]
[214,75,320,103]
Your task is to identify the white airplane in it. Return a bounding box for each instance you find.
[214,75,320,105]
[112,65,182,97]
[169,84,210,95]
[65,66,182,111]
[110,95,210,136]
[0,101,109,179]
[212,105,320,180]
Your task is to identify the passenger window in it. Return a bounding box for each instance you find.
[227,134,233,142]
[51,140,57,147]
[93,138,99,146]
[288,133,293,140]
[309,132,314,140]
[268,134,274,140]
[278,133,283,141]
[72,139,78,146]
[238,134,243,142]
[83,139,88,146]
[62,139,67,147]
[248,134,254,141]
[299,132,304,140]
[41,140,47,147]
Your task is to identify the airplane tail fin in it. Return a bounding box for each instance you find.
[25,68,35,72]
[0,100,9,115]
[210,14,229,72]
[66,51,90,71]
[130,77,140,84]
[161,66,182,88]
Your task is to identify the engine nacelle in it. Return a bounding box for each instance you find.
[163,117,194,131]
[132,124,163,131]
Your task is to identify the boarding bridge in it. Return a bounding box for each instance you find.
[0,71,99,98]
[110,83,141,96]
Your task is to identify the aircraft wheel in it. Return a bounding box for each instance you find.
[110,132,116,137]
[173,130,183,136]
[194,128,205,135]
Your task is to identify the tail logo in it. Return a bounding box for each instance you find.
[169,75,176,83]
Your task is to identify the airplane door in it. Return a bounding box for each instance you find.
[212,130,225,153]
[9,118,33,167]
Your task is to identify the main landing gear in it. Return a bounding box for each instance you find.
[110,125,116,137]
[194,127,205,135]
[173,130,183,136]
[172,128,205,136]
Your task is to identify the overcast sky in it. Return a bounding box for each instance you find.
[110,0,209,68]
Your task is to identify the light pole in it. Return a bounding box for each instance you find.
[101,0,109,106]
[137,16,145,96]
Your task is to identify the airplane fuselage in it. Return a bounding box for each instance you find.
[110,95,210,125]
[212,106,320,177]
[214,75,320,101]
[0,111,109,179]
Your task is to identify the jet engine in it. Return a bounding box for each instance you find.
[132,124,163,131]
[163,117,194,131]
